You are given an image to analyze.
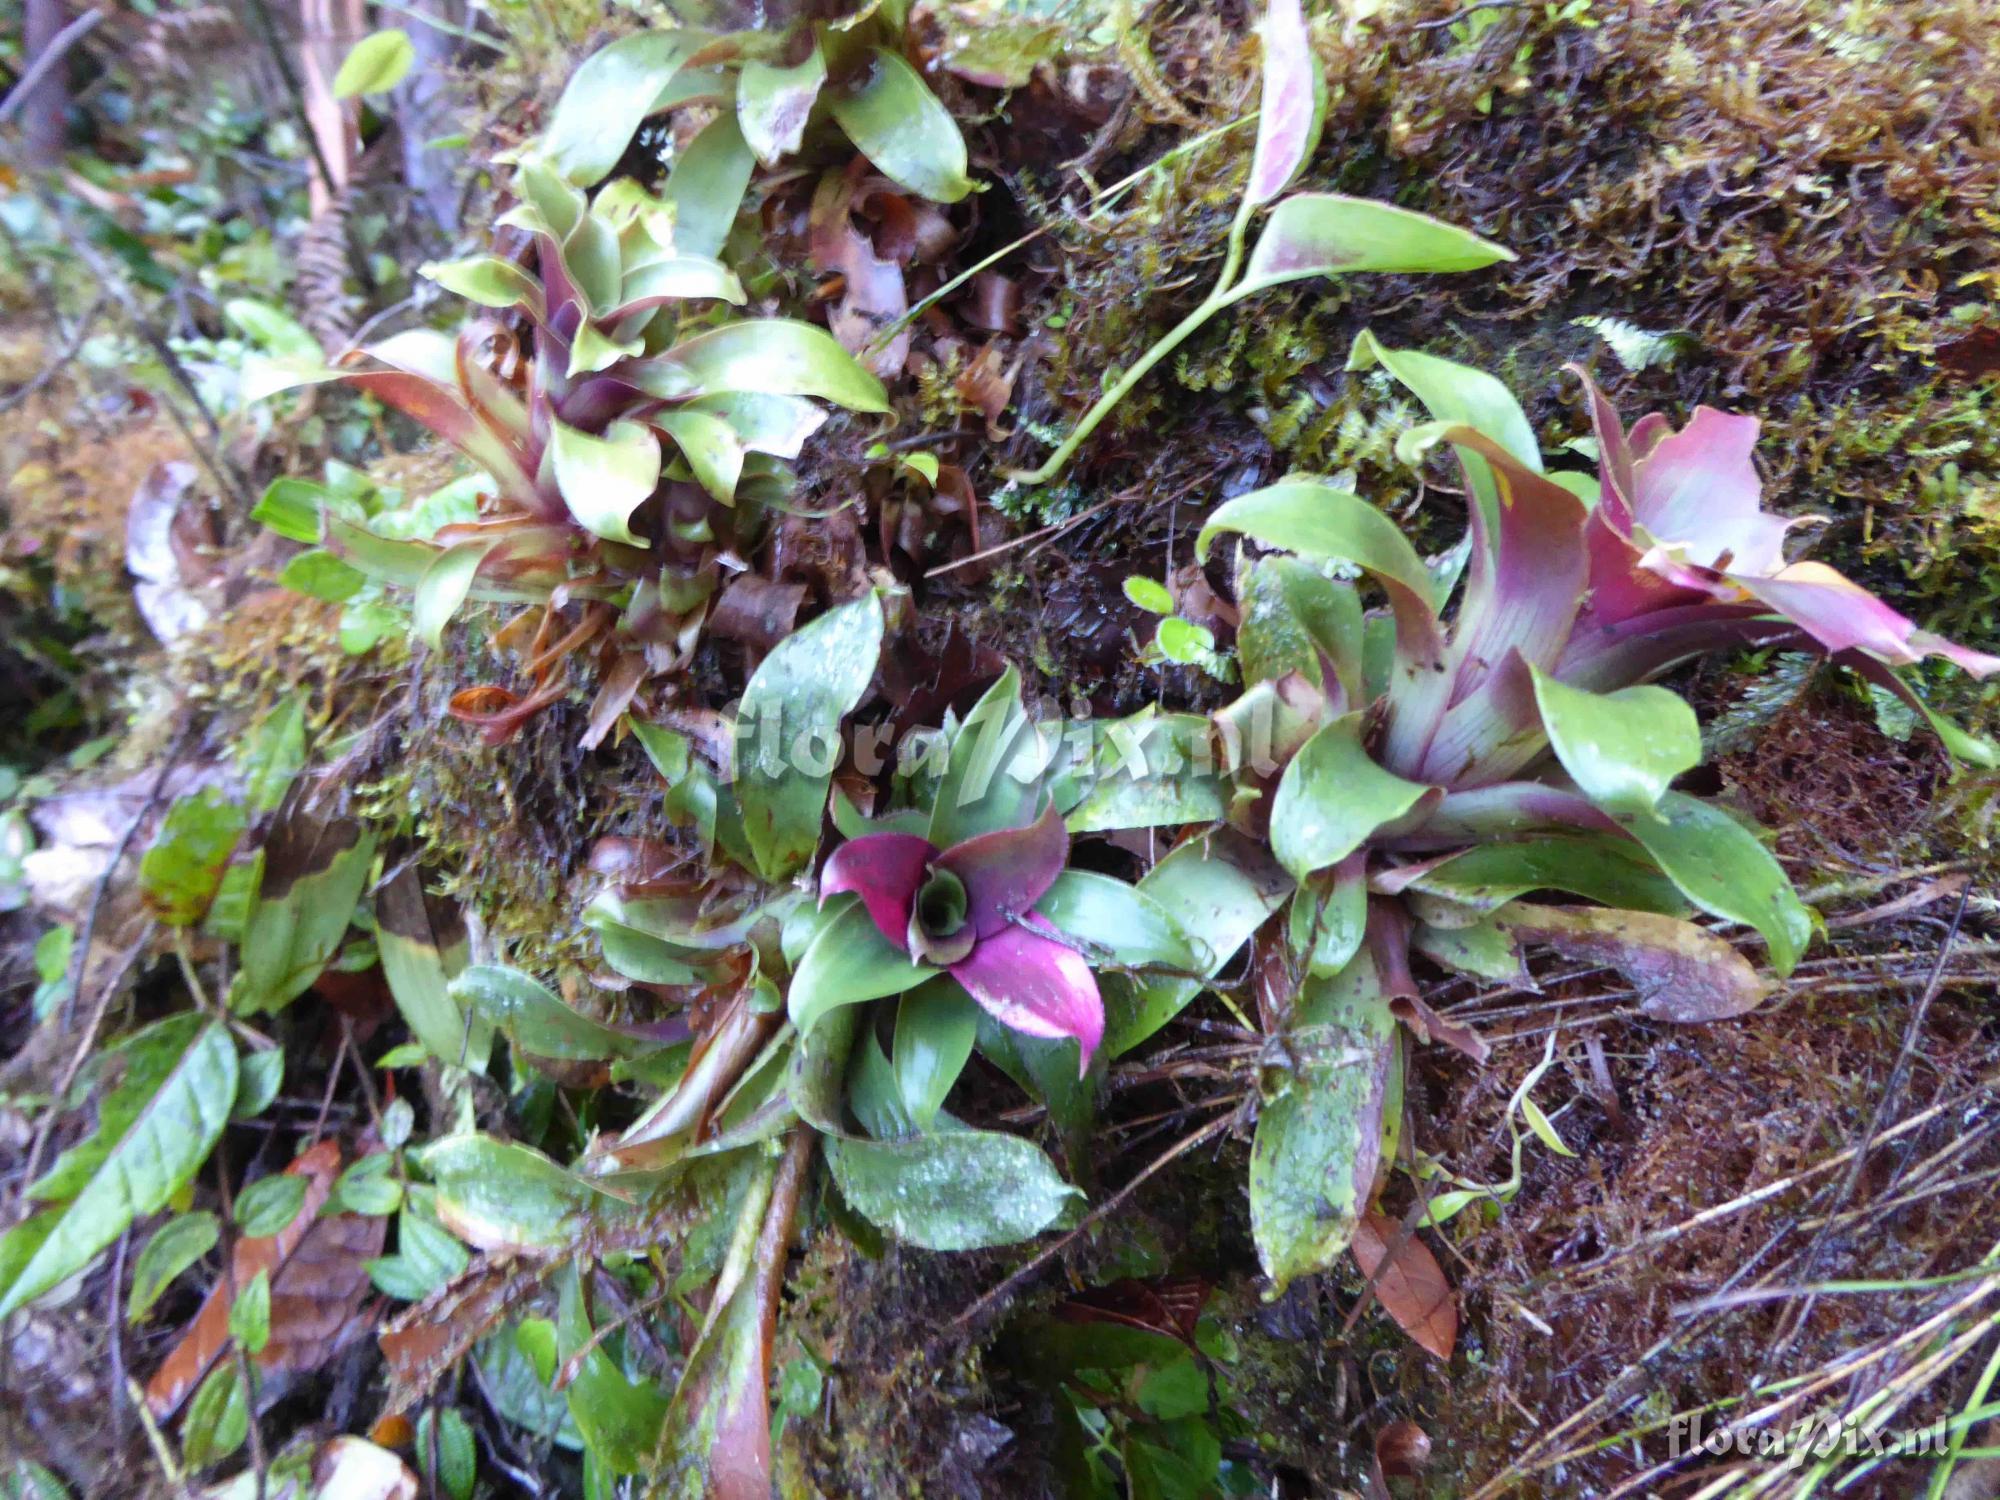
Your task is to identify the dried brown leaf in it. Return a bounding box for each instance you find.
[1349,1211,1457,1360]
[144,1139,385,1418]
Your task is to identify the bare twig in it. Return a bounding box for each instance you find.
[0,8,104,125]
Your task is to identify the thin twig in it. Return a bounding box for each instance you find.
[0,8,104,124]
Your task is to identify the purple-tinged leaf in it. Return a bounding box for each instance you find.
[1627,406,1791,574]
[949,923,1103,1069]
[1732,562,2000,676]
[341,371,540,509]
[936,803,1069,938]
[1245,0,1324,206]
[1836,651,2000,768]
[1368,898,1488,1061]
[1383,780,1621,852]
[820,832,935,951]
[1495,901,1769,1023]
[1555,602,1807,693]
[1238,195,1513,296]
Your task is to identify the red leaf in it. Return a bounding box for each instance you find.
[1349,1211,1457,1360]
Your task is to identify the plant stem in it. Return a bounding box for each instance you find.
[1006,194,1260,487]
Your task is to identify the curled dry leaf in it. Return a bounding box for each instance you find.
[312,1436,419,1500]
[145,1140,386,1418]
[1370,1417,1433,1499]
[1348,1210,1456,1360]
[379,1260,542,1411]
[954,342,1015,438]
[707,574,809,654]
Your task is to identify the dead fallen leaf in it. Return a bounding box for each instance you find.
[1349,1211,1457,1360]
[379,1260,541,1411]
[1370,1417,1433,1498]
[145,1140,385,1418]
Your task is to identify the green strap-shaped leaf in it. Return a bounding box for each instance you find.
[231,814,376,1015]
[824,1128,1081,1250]
[661,112,756,261]
[555,1262,669,1473]
[421,1135,630,1252]
[1196,480,1446,672]
[1269,713,1434,881]
[550,418,661,546]
[451,965,668,1061]
[1249,949,1397,1292]
[0,1015,237,1318]
[827,47,974,203]
[1402,833,1689,916]
[926,665,1048,847]
[543,30,712,186]
[421,257,547,320]
[735,593,884,882]
[1237,193,1513,297]
[1530,666,1700,819]
[892,979,980,1130]
[653,320,891,412]
[376,864,490,1072]
[413,540,495,649]
[658,409,745,506]
[787,898,932,1037]
[1614,791,1813,976]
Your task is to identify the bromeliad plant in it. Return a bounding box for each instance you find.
[1193,332,2000,1287]
[256,157,889,746]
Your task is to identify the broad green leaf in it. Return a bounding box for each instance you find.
[421,1135,625,1252]
[139,789,246,927]
[0,1016,236,1318]
[787,898,931,1036]
[229,1047,283,1120]
[1196,480,1445,668]
[182,1362,248,1469]
[738,42,827,164]
[683,391,827,459]
[1412,917,1521,982]
[1036,871,1200,972]
[551,418,661,546]
[893,980,979,1129]
[1289,858,1367,978]
[1347,330,1539,471]
[661,112,755,261]
[1123,576,1174,613]
[1236,557,1365,698]
[1615,792,1812,976]
[658,408,744,505]
[366,1203,468,1300]
[1238,193,1513,297]
[127,1211,219,1321]
[413,540,494,649]
[1404,833,1688,916]
[828,47,973,203]
[1531,667,1700,820]
[228,1268,271,1355]
[422,256,545,318]
[279,548,366,602]
[376,864,490,1072]
[1249,950,1397,1292]
[332,1153,403,1216]
[332,28,414,98]
[824,1128,1081,1250]
[451,965,662,1061]
[655,319,890,412]
[557,1262,669,1473]
[250,477,326,543]
[1062,711,1225,834]
[1105,830,1291,1055]
[543,31,710,186]
[416,1409,478,1500]
[735,593,884,882]
[927,665,1048,846]
[234,1172,308,1237]
[231,815,375,1015]
[1246,0,1324,204]
[1269,713,1433,881]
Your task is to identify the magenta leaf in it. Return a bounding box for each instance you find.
[935,803,1070,939]
[819,832,936,953]
[1733,562,2000,676]
[949,923,1104,1069]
